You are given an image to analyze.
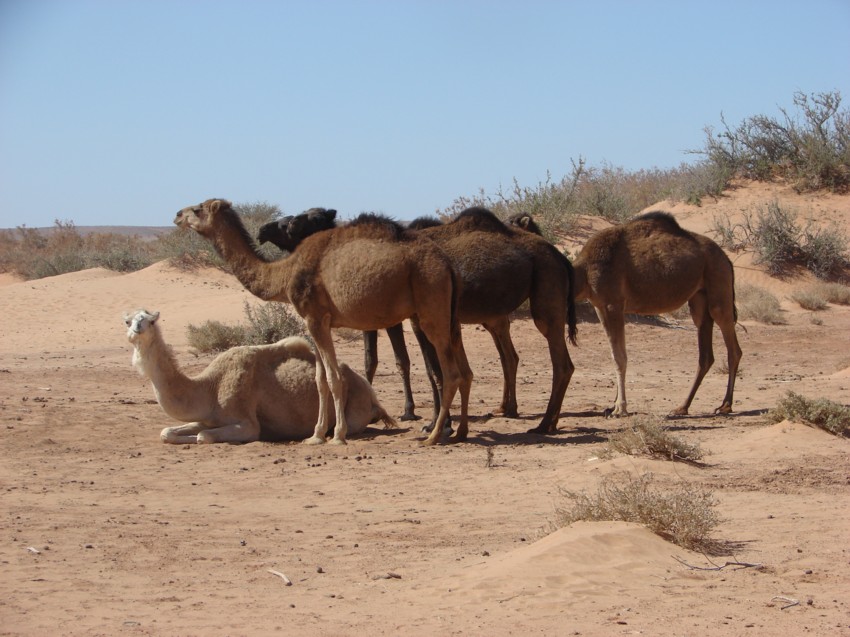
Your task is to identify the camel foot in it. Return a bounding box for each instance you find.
[303,435,326,445]
[666,407,689,419]
[196,431,216,444]
[328,437,347,446]
[603,407,629,418]
[526,423,555,434]
[714,403,733,415]
[399,413,421,422]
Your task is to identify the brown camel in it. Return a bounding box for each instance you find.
[258,210,418,421]
[275,206,579,434]
[510,210,742,417]
[174,199,472,446]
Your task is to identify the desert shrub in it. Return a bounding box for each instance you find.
[810,281,850,305]
[769,391,850,437]
[789,287,828,311]
[551,473,722,551]
[736,283,784,324]
[696,90,850,193]
[711,200,848,279]
[187,301,306,353]
[605,415,704,463]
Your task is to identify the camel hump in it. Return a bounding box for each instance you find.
[407,215,443,231]
[347,212,410,240]
[634,210,682,229]
[265,336,315,363]
[453,207,511,235]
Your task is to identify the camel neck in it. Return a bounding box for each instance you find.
[207,221,292,302]
[133,329,202,419]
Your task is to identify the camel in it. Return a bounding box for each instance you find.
[274,206,579,434]
[125,309,394,443]
[509,211,742,417]
[258,210,418,421]
[174,199,472,446]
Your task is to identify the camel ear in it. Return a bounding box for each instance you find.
[149,311,160,323]
[517,215,531,229]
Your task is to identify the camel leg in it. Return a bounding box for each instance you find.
[305,317,349,445]
[596,305,629,417]
[412,323,445,432]
[527,316,574,434]
[449,325,473,442]
[385,323,419,421]
[160,422,207,444]
[363,330,378,383]
[419,320,469,446]
[482,317,519,418]
[196,419,262,444]
[712,305,742,414]
[670,293,715,416]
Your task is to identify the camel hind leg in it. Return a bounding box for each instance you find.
[364,325,417,421]
[526,312,574,434]
[305,317,349,445]
[712,299,742,414]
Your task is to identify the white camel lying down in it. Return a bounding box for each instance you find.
[125,309,395,444]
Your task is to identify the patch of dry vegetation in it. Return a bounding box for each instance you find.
[736,283,785,324]
[769,392,850,437]
[187,301,307,353]
[604,415,704,463]
[551,473,722,552]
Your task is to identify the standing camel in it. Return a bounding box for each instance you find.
[510,210,742,417]
[175,199,472,446]
[274,206,579,435]
[258,210,418,422]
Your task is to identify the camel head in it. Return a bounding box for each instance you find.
[257,207,337,252]
[174,199,233,236]
[125,309,160,344]
[506,213,542,236]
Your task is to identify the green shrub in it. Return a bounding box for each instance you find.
[769,391,850,437]
[551,473,722,551]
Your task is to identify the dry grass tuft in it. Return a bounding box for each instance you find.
[769,391,850,437]
[736,283,785,324]
[605,415,704,463]
[790,288,829,311]
[551,473,722,552]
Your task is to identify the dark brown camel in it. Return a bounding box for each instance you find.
[510,211,742,417]
[275,206,579,435]
[258,210,418,421]
[175,199,472,446]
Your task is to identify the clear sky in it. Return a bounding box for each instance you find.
[1,0,848,229]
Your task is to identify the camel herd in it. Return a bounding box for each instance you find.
[127,198,742,446]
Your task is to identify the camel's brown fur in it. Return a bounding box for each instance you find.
[174,199,472,445]
[514,211,742,417]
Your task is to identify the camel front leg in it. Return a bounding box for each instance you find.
[161,422,207,444]
[482,317,519,418]
[307,317,349,445]
[196,418,262,444]
[596,305,629,417]
[385,323,419,421]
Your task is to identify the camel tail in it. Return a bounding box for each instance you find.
[565,257,579,347]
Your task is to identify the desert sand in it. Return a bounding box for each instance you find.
[1,182,849,636]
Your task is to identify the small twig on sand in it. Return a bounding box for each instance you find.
[672,555,763,571]
[26,547,41,554]
[267,568,292,586]
[771,596,800,610]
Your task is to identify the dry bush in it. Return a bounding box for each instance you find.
[790,288,829,311]
[551,473,722,552]
[736,283,785,324]
[769,391,850,437]
[605,415,704,463]
[811,281,850,304]
[187,302,306,354]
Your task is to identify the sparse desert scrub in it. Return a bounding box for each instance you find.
[604,415,704,463]
[187,301,306,353]
[736,283,785,324]
[810,281,850,305]
[790,288,829,311]
[551,473,722,552]
[769,392,850,437]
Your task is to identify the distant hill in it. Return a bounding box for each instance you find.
[1,225,173,239]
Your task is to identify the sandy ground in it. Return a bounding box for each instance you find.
[1,182,849,636]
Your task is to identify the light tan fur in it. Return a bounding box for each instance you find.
[570,211,742,417]
[174,200,472,446]
[125,309,394,444]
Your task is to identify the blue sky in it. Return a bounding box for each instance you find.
[1,0,848,229]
